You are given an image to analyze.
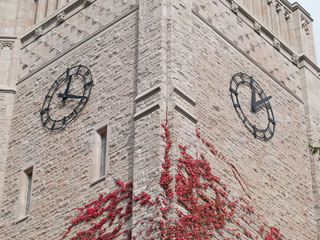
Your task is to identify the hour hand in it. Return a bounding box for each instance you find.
[251,87,272,112]
[58,93,87,99]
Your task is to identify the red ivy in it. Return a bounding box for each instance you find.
[61,122,284,240]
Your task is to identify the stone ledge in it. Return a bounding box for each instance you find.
[174,104,198,124]
[0,88,16,94]
[89,176,105,187]
[135,85,161,103]
[173,87,196,107]
[299,55,320,79]
[15,215,29,224]
[133,103,160,121]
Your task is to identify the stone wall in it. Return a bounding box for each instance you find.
[0,0,320,239]
[166,0,318,238]
[0,5,138,239]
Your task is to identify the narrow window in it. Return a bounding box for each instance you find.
[25,169,33,215]
[98,127,107,178]
[90,125,108,185]
[17,166,33,221]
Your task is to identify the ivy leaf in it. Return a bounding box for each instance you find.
[309,144,320,160]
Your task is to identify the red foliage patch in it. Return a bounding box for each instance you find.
[61,121,283,240]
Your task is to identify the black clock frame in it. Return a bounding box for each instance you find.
[40,65,93,130]
[229,72,275,141]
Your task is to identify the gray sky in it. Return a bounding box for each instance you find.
[289,0,320,65]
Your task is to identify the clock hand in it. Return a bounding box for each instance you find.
[251,88,272,112]
[250,77,272,112]
[253,96,272,110]
[251,85,257,112]
[58,93,87,99]
[62,68,72,102]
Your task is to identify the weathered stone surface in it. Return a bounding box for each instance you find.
[0,0,320,239]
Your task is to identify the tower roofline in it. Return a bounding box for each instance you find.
[278,0,313,21]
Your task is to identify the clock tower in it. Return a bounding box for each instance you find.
[0,0,320,239]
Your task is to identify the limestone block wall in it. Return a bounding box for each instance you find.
[0,4,138,239]
[0,38,20,205]
[0,0,319,239]
[165,0,319,239]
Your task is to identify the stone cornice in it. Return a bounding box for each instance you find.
[20,0,97,49]
[0,41,14,49]
[0,36,17,50]
[291,2,313,21]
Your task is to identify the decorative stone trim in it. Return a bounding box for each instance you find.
[34,27,43,38]
[284,10,290,21]
[291,54,299,66]
[0,41,14,49]
[267,0,273,5]
[84,0,95,6]
[254,22,262,35]
[273,38,281,51]
[193,5,200,13]
[56,12,66,24]
[276,2,282,13]
[231,1,238,15]
[301,16,310,35]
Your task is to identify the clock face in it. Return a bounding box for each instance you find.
[40,65,93,130]
[229,72,275,141]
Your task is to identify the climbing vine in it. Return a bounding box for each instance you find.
[61,119,284,240]
[309,143,320,161]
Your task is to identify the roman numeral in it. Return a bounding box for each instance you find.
[242,117,247,124]
[43,117,50,126]
[230,87,238,96]
[62,117,67,129]
[268,117,276,125]
[40,108,48,115]
[84,80,93,88]
[76,65,82,75]
[253,125,257,138]
[51,121,56,130]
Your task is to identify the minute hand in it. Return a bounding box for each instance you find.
[62,68,72,102]
[58,93,87,99]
